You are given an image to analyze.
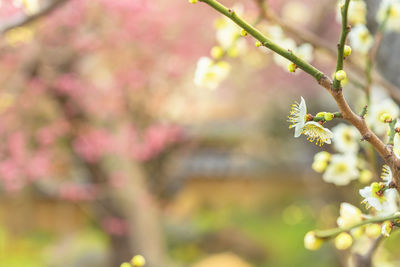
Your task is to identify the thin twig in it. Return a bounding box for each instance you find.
[314,214,400,239]
[332,0,350,90]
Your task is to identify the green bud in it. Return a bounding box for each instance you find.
[344,45,352,58]
[366,224,381,238]
[324,112,334,121]
[240,29,248,36]
[335,70,347,81]
[255,41,262,47]
[304,231,323,250]
[334,232,353,250]
[131,255,146,267]
[189,0,198,3]
[315,112,326,118]
[288,62,297,73]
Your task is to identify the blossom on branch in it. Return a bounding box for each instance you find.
[332,123,360,153]
[301,121,333,146]
[336,0,367,25]
[194,56,231,89]
[288,97,307,138]
[377,0,400,32]
[348,24,373,54]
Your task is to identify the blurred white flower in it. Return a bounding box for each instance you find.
[14,0,39,15]
[194,57,231,89]
[273,37,297,70]
[367,98,399,135]
[282,1,311,25]
[273,41,313,72]
[332,123,360,153]
[265,25,284,41]
[296,43,314,63]
[323,154,359,185]
[349,24,373,54]
[337,202,363,228]
[312,151,331,173]
[288,97,307,138]
[377,0,400,32]
[214,4,247,55]
[336,0,367,25]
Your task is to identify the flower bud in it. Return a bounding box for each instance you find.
[304,231,323,250]
[324,112,334,121]
[210,46,224,59]
[379,113,392,123]
[189,0,198,3]
[315,112,326,118]
[240,29,248,36]
[335,70,347,81]
[382,221,393,237]
[288,62,297,73]
[131,255,146,267]
[312,161,328,173]
[255,41,262,47]
[312,151,330,173]
[334,232,353,250]
[120,263,131,267]
[344,45,352,58]
[351,227,364,239]
[366,224,381,238]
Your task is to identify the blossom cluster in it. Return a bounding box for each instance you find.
[193,4,314,89]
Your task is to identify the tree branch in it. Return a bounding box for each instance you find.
[314,213,400,239]
[0,0,69,34]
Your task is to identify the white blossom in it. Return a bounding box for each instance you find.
[302,121,333,146]
[194,57,230,89]
[367,97,399,135]
[349,24,374,54]
[377,0,400,32]
[323,154,359,185]
[288,97,307,138]
[337,0,367,25]
[359,182,396,211]
[332,123,360,153]
[337,202,363,228]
